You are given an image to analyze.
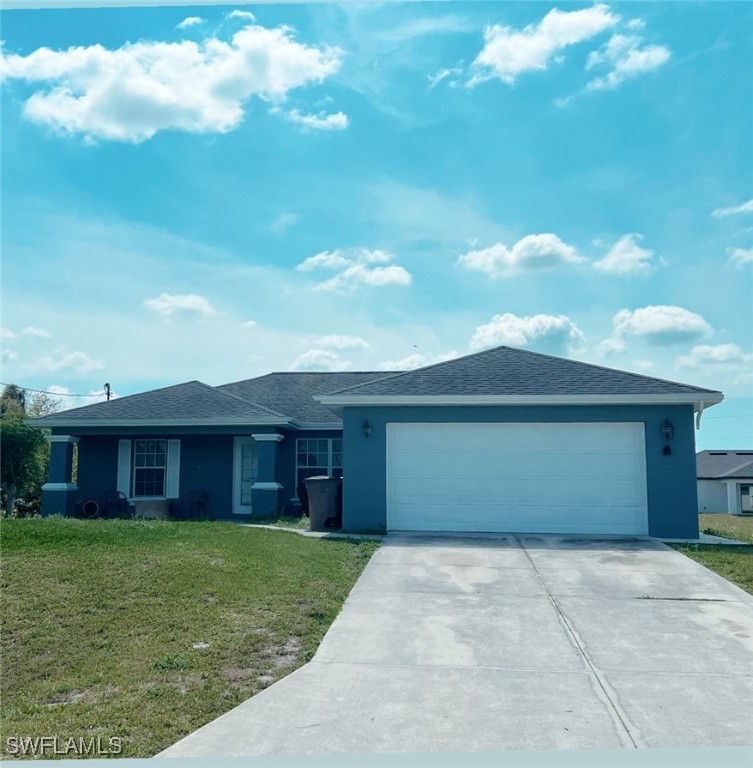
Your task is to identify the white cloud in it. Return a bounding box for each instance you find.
[458,234,583,278]
[1,25,343,143]
[712,199,753,218]
[612,305,712,345]
[270,212,299,233]
[143,293,216,318]
[428,67,464,89]
[282,109,349,131]
[290,349,352,372]
[296,249,350,272]
[317,264,412,292]
[46,384,115,408]
[626,19,646,31]
[595,337,627,357]
[357,249,393,264]
[378,350,459,371]
[632,359,654,370]
[177,16,204,30]
[37,349,106,374]
[676,344,752,369]
[729,247,753,267]
[593,233,654,275]
[309,334,369,350]
[2,349,18,362]
[240,320,257,329]
[228,10,256,22]
[1,327,17,340]
[469,313,585,353]
[22,326,53,338]
[586,33,670,91]
[296,248,412,292]
[470,4,619,86]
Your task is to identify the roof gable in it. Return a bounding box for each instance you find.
[30,380,288,425]
[697,450,753,479]
[321,346,723,399]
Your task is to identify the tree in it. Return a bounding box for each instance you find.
[0,384,26,415]
[27,391,63,418]
[0,385,67,517]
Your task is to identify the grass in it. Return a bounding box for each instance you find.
[671,514,753,597]
[0,517,379,759]
[247,515,311,530]
[698,513,753,543]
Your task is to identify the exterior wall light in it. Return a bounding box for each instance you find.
[362,419,372,439]
[661,419,675,442]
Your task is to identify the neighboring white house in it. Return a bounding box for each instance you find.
[697,450,753,515]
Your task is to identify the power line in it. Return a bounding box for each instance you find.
[0,382,105,398]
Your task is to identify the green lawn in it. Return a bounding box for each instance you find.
[672,514,753,597]
[0,518,379,759]
[699,513,753,543]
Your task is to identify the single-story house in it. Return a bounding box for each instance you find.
[696,450,753,515]
[31,345,723,538]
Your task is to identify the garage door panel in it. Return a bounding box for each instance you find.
[609,453,644,477]
[386,423,648,535]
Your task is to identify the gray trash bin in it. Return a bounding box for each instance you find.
[304,476,340,532]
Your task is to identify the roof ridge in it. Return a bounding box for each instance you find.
[510,346,722,395]
[323,345,723,397]
[320,352,497,395]
[32,379,205,420]
[718,459,753,478]
[219,371,400,388]
[193,381,290,419]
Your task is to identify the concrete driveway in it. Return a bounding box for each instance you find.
[161,534,753,756]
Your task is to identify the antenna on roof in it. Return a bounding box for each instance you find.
[104,383,111,401]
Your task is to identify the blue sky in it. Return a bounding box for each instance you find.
[1,1,751,448]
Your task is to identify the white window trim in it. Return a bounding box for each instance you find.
[117,438,180,501]
[296,438,343,485]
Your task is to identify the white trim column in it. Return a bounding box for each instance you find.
[725,480,744,515]
[42,435,79,517]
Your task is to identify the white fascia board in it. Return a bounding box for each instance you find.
[315,393,724,410]
[288,421,344,431]
[26,418,293,428]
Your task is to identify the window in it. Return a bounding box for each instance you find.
[133,439,167,497]
[296,438,343,488]
[742,485,752,513]
[117,439,180,500]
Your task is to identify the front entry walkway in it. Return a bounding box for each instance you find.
[160,534,753,756]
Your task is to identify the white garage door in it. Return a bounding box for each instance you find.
[386,423,648,535]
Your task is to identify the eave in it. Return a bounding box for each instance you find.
[315,392,724,416]
[26,417,294,429]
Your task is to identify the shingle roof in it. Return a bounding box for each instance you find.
[218,372,397,424]
[30,346,723,428]
[697,450,753,479]
[32,381,287,423]
[323,346,723,398]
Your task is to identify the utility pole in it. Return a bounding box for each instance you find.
[104,383,111,401]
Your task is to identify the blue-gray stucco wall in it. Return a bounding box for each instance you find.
[341,404,699,538]
[67,427,341,519]
[76,434,236,518]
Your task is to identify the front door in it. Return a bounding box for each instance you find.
[233,437,258,514]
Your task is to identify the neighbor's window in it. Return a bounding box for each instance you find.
[296,438,342,488]
[133,439,167,497]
